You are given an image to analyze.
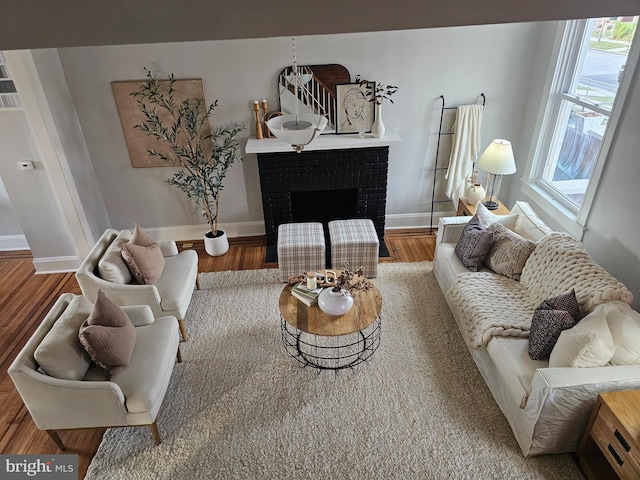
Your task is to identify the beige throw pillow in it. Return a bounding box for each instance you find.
[98,230,133,284]
[485,223,536,281]
[121,224,165,284]
[34,296,92,380]
[604,303,640,365]
[78,290,136,379]
[549,307,615,368]
[475,201,520,231]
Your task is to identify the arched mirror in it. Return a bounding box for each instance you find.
[278,64,350,134]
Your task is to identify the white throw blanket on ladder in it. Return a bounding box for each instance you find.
[445,104,484,209]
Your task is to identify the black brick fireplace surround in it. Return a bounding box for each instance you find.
[257,146,390,263]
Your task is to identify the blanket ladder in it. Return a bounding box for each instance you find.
[430,93,485,234]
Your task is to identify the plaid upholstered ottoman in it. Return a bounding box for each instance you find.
[328,219,379,278]
[277,222,326,282]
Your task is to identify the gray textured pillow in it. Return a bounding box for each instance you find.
[454,214,494,272]
[121,224,165,284]
[34,296,92,380]
[485,223,536,281]
[78,290,136,379]
[528,289,582,360]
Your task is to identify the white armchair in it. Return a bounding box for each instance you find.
[76,229,199,341]
[8,294,181,448]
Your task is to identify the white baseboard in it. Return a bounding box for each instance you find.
[0,234,30,251]
[384,211,456,229]
[146,215,454,241]
[33,255,80,274]
[146,221,266,242]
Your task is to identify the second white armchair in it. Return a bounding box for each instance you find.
[76,229,199,341]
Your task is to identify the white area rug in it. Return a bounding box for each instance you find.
[85,262,582,479]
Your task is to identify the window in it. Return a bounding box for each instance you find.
[522,17,638,238]
[0,51,22,109]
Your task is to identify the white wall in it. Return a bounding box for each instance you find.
[0,111,76,259]
[581,58,640,309]
[506,22,640,310]
[55,23,542,235]
[30,49,111,246]
[0,175,28,250]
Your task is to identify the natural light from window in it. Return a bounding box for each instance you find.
[542,17,637,209]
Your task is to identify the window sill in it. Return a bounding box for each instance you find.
[520,181,586,240]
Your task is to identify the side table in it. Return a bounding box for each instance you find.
[457,197,510,216]
[577,390,640,479]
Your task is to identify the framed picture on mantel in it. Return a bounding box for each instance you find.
[335,82,375,135]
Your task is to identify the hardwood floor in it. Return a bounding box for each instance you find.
[0,230,435,478]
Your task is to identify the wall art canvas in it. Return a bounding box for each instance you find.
[335,82,375,134]
[112,79,210,168]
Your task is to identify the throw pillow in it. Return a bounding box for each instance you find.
[98,230,133,284]
[549,307,614,368]
[34,296,93,380]
[78,290,136,379]
[604,302,640,365]
[454,214,494,272]
[484,223,536,281]
[475,201,520,231]
[130,223,157,246]
[538,288,582,322]
[528,289,582,360]
[121,224,165,284]
[121,242,165,284]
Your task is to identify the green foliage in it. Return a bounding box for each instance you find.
[355,75,398,105]
[131,67,244,235]
[612,21,637,41]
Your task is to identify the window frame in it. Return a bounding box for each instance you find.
[521,18,639,239]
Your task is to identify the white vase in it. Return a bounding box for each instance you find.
[204,230,229,256]
[465,183,486,204]
[317,288,354,316]
[371,103,385,138]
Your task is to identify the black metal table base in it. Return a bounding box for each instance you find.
[280,315,382,370]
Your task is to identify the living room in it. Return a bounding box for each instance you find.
[1,1,639,478]
[0,3,638,307]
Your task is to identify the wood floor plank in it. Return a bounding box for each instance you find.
[0,230,435,479]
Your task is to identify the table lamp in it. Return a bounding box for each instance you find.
[475,139,516,210]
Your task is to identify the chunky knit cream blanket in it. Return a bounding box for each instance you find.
[448,232,633,349]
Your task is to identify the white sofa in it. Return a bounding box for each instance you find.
[8,294,181,448]
[76,229,199,341]
[434,201,638,456]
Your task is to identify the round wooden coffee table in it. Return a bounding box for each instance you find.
[278,278,382,370]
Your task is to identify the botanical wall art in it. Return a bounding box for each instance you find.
[112,78,210,168]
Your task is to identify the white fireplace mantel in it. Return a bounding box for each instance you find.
[245,129,402,154]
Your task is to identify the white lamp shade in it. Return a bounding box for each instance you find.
[267,113,328,148]
[475,139,516,175]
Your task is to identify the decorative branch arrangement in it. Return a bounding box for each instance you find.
[331,264,373,297]
[355,75,399,105]
[131,67,244,237]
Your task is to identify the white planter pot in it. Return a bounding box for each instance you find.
[204,230,229,256]
[317,288,354,316]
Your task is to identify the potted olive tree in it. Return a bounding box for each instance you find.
[132,68,244,256]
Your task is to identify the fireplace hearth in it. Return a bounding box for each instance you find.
[256,146,391,263]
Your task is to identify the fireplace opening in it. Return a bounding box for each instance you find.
[256,146,390,262]
[291,189,358,225]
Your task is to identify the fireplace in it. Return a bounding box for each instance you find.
[255,146,391,263]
